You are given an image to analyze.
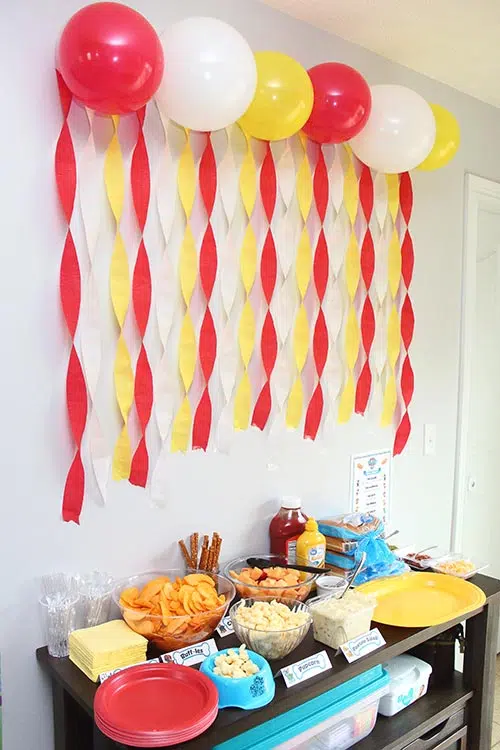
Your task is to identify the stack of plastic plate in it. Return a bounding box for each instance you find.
[94,663,218,747]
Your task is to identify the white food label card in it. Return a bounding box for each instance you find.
[216,616,234,637]
[162,638,218,666]
[281,650,332,687]
[340,629,386,663]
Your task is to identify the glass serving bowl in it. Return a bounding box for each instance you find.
[113,570,235,652]
[223,554,318,602]
[230,597,312,660]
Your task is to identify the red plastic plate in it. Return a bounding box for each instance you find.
[94,663,218,738]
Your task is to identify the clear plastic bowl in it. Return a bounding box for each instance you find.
[230,597,312,660]
[113,570,235,652]
[431,554,489,579]
[224,554,317,602]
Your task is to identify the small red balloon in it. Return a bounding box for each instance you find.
[57,2,164,115]
[303,62,371,144]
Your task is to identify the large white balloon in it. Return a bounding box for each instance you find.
[156,17,257,132]
[350,85,436,173]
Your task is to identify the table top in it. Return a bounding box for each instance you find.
[37,573,500,750]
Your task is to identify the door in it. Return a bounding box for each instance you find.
[454,175,500,650]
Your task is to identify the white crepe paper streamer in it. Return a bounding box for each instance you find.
[150,116,179,506]
[374,171,389,231]
[329,144,345,214]
[79,108,110,504]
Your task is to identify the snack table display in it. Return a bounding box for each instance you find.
[37,573,500,750]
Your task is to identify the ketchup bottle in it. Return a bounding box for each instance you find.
[269,497,308,563]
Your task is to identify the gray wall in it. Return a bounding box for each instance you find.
[2,0,500,747]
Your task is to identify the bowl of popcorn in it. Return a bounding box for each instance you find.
[230,598,312,660]
[200,645,275,709]
[224,555,317,602]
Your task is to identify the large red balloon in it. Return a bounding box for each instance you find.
[303,63,371,144]
[57,2,164,115]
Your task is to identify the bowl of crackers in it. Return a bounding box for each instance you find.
[224,555,317,602]
[113,570,235,652]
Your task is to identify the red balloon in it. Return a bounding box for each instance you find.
[303,63,371,144]
[57,2,164,115]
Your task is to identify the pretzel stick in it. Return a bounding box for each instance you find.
[191,533,199,569]
[213,535,222,571]
[200,536,209,570]
[178,540,192,568]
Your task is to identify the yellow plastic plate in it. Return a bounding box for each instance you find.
[357,572,486,627]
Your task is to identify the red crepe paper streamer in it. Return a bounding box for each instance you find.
[253,144,278,431]
[356,164,375,415]
[56,71,88,524]
[193,134,218,450]
[130,107,153,487]
[394,172,414,456]
[305,149,329,440]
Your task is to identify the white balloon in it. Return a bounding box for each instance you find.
[156,17,257,132]
[350,85,436,173]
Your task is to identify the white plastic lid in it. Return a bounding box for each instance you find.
[281,496,301,509]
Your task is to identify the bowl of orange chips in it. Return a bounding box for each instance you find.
[113,570,235,652]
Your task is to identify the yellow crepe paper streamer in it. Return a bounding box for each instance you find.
[286,187,312,429]
[345,232,361,302]
[388,228,402,299]
[234,225,257,430]
[234,133,258,431]
[386,173,400,223]
[296,134,313,223]
[172,130,197,453]
[381,178,402,428]
[343,146,359,227]
[105,116,133,480]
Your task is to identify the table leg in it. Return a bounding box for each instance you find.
[463,598,500,750]
[93,724,118,750]
[52,681,71,750]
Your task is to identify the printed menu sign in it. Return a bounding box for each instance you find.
[350,450,391,523]
[281,651,332,688]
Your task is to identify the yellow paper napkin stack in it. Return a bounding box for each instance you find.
[69,620,148,682]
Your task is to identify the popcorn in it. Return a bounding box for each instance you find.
[212,645,259,678]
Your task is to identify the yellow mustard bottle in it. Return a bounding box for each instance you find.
[296,518,326,568]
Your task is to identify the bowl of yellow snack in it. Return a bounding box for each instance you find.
[224,555,317,601]
[200,645,275,709]
[230,597,312,660]
[113,570,235,652]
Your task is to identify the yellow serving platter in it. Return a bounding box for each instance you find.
[357,572,486,627]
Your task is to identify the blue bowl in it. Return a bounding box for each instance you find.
[200,648,275,709]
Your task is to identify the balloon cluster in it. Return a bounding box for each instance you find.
[57,3,460,174]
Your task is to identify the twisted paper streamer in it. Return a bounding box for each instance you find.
[171,129,197,452]
[394,172,414,454]
[305,146,329,440]
[338,147,360,424]
[193,133,218,450]
[56,72,87,524]
[79,108,110,504]
[129,107,153,486]
[355,164,375,415]
[105,115,133,480]
[381,174,402,427]
[151,116,177,505]
[233,131,257,431]
[286,134,313,428]
[252,143,278,431]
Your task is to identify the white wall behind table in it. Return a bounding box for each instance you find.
[2,1,500,748]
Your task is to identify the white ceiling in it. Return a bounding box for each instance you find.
[260,0,500,108]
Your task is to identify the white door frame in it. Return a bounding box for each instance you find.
[451,174,500,550]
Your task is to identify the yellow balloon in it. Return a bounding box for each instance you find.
[417,103,460,171]
[239,51,313,141]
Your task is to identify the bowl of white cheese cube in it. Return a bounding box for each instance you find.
[200,645,275,709]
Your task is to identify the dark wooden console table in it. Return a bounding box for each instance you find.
[37,573,500,750]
